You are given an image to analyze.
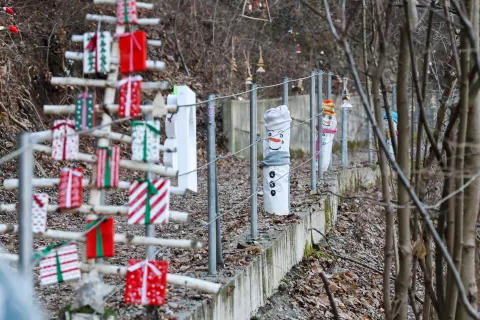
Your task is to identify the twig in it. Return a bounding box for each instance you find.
[319,270,340,320]
[0,101,28,131]
[174,0,191,76]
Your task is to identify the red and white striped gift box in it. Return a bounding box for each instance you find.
[59,168,83,210]
[96,146,120,188]
[32,193,48,233]
[128,179,170,225]
[39,243,81,286]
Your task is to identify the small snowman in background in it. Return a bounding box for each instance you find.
[383,111,398,158]
[259,105,292,216]
[316,100,337,172]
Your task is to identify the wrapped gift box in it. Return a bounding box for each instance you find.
[52,120,78,161]
[83,32,112,74]
[117,0,137,25]
[39,243,81,286]
[59,168,83,210]
[86,218,115,259]
[118,76,142,118]
[75,92,96,131]
[32,193,48,234]
[128,179,170,225]
[96,146,120,188]
[131,120,160,162]
[118,31,147,73]
[124,259,168,306]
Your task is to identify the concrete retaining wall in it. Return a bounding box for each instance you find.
[181,167,379,320]
[223,95,369,158]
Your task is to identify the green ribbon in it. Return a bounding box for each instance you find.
[134,179,159,224]
[99,146,112,188]
[55,251,64,283]
[86,219,104,258]
[131,121,160,162]
[123,0,129,24]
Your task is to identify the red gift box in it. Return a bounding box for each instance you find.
[118,76,142,118]
[118,31,147,73]
[124,259,168,306]
[86,217,115,259]
[59,168,83,210]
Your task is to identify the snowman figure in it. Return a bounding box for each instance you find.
[259,105,292,215]
[316,100,337,172]
[383,111,398,158]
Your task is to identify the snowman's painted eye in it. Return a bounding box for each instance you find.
[329,116,332,119]
[268,132,272,136]
[280,134,283,138]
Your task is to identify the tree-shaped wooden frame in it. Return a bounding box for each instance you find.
[241,0,272,22]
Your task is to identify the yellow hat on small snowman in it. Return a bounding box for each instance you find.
[322,100,336,116]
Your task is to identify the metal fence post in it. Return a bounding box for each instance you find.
[207,94,217,274]
[215,166,224,266]
[327,72,333,170]
[310,72,316,190]
[341,79,348,168]
[18,132,33,297]
[282,77,288,105]
[144,107,155,260]
[317,72,324,179]
[250,84,258,240]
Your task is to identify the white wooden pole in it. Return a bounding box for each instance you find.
[31,144,178,177]
[0,204,190,223]
[43,103,178,116]
[93,0,154,9]
[0,224,203,249]
[50,77,170,90]
[65,52,166,71]
[3,179,187,195]
[71,35,161,47]
[0,253,221,294]
[86,14,160,25]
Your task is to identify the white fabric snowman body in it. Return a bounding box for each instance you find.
[316,100,337,172]
[260,105,292,215]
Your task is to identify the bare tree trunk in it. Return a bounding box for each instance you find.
[445,11,471,318]
[456,0,480,317]
[392,27,412,320]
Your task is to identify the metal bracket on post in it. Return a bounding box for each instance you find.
[249,84,258,241]
[207,94,217,274]
[18,132,34,298]
[309,72,316,191]
[144,104,155,260]
[317,72,324,179]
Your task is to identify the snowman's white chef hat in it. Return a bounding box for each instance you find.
[264,105,292,131]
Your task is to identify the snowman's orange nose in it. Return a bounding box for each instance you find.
[269,137,281,143]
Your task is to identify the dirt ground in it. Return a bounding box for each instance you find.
[0,146,372,319]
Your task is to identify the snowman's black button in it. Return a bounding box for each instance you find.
[271,190,276,196]
[269,181,275,188]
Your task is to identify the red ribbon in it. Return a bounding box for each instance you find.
[33,195,44,208]
[85,33,99,72]
[53,122,75,160]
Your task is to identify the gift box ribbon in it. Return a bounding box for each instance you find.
[127,259,163,304]
[99,146,113,187]
[118,76,142,117]
[64,169,82,208]
[33,195,45,208]
[86,219,105,258]
[131,122,160,162]
[122,0,130,24]
[52,122,75,160]
[133,179,158,224]
[77,92,91,130]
